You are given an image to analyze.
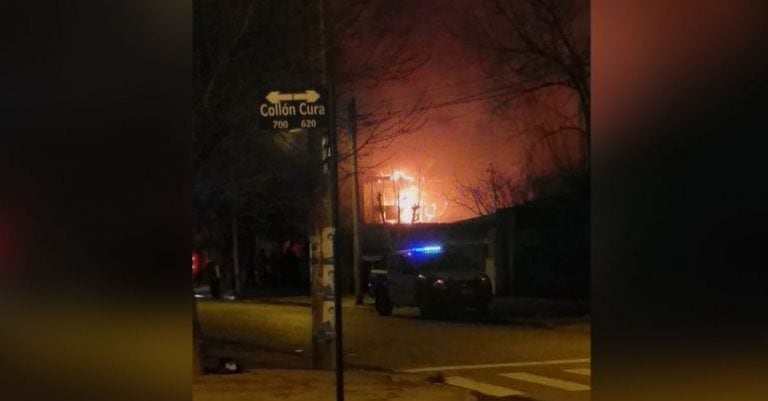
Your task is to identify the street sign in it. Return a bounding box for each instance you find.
[258,88,328,130]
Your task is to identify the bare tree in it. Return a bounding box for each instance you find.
[451,0,591,191]
[448,164,530,216]
[332,0,432,88]
[195,0,432,198]
[449,162,580,216]
[466,0,589,138]
[194,0,434,294]
[332,0,433,178]
[446,0,589,213]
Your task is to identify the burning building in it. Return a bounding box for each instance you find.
[361,169,443,224]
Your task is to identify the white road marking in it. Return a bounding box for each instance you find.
[499,372,590,391]
[444,376,526,397]
[564,368,591,376]
[400,358,590,373]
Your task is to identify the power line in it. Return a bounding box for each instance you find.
[357,84,517,119]
[356,71,523,108]
[357,80,568,120]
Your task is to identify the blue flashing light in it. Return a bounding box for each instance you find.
[407,245,443,254]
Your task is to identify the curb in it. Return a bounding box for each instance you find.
[247,299,312,307]
[204,297,376,309]
[199,298,588,323]
[196,297,311,307]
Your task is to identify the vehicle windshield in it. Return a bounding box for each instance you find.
[402,251,476,271]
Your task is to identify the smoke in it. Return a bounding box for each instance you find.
[348,1,544,221]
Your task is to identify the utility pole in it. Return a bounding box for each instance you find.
[193,292,203,376]
[229,143,241,297]
[348,98,363,305]
[310,0,332,371]
[231,200,240,296]
[328,82,345,401]
[309,1,345,400]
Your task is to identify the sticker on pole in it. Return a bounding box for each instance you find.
[258,88,328,130]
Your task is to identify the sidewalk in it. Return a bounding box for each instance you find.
[196,285,590,322]
[241,293,588,320]
[195,284,371,307]
[193,368,489,401]
[253,294,367,308]
[195,339,540,401]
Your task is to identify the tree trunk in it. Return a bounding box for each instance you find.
[193,294,204,376]
[349,98,364,305]
[231,205,241,296]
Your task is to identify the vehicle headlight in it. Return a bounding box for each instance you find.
[432,278,446,288]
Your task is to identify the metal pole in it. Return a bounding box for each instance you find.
[311,0,331,371]
[320,1,345,399]
[231,202,240,296]
[229,145,241,297]
[311,0,335,372]
[328,82,345,401]
[349,98,363,305]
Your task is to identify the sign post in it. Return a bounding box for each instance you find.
[326,83,345,401]
[257,85,339,359]
[258,88,328,130]
[258,83,344,400]
[258,2,344,400]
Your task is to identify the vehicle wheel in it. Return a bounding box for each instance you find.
[374,288,393,316]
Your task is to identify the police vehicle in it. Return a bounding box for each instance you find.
[370,244,492,317]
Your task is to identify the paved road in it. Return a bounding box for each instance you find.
[197,299,590,401]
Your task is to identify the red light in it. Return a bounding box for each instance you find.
[433,278,445,287]
[192,253,200,274]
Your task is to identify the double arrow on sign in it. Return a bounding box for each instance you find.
[266,90,320,104]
